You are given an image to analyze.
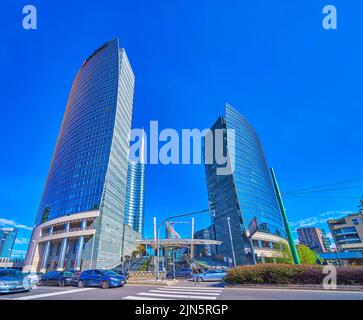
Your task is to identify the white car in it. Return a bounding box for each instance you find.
[192,269,228,282]
[24,272,44,285]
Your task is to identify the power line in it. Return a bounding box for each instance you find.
[284,185,363,196]
[282,177,363,196]
[284,195,357,199]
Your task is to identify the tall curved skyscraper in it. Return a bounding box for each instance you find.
[24,39,141,272]
[204,104,288,265]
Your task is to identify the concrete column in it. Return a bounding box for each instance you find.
[40,226,53,273]
[75,219,87,271]
[41,241,51,273]
[57,223,70,271]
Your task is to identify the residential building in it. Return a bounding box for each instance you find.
[297,227,331,253]
[328,205,363,253]
[23,39,141,272]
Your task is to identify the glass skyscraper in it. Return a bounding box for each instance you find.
[204,104,288,265]
[0,228,17,258]
[24,39,141,272]
[124,158,145,235]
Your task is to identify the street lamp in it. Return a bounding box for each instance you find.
[227,217,237,267]
[156,209,210,280]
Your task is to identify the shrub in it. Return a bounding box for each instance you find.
[224,264,363,286]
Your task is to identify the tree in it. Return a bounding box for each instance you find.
[296,245,318,264]
[274,241,293,264]
[137,244,146,255]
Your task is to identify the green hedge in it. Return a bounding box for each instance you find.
[224,264,363,285]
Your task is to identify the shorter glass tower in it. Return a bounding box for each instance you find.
[0,228,17,258]
[204,104,288,265]
[124,159,145,235]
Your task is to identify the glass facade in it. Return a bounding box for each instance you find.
[204,104,287,265]
[0,228,17,258]
[35,39,121,224]
[124,159,145,235]
[28,39,138,269]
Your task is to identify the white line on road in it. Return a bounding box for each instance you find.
[168,286,223,291]
[137,292,217,300]
[123,296,173,300]
[150,290,220,296]
[13,288,95,300]
[162,287,223,292]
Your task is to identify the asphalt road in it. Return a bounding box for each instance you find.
[1,280,363,300]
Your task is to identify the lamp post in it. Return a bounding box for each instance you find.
[156,209,210,280]
[227,217,236,267]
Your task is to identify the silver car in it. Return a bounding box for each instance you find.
[192,269,227,282]
[0,269,32,293]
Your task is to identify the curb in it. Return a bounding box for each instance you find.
[126,279,178,286]
[223,283,363,292]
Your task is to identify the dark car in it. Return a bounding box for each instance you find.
[0,269,32,293]
[77,269,126,289]
[166,268,192,279]
[39,271,77,287]
[112,269,129,280]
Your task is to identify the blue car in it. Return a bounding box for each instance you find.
[0,269,32,293]
[39,271,77,287]
[77,269,126,289]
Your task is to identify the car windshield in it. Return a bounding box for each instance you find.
[0,270,22,277]
[63,272,74,277]
[99,270,118,276]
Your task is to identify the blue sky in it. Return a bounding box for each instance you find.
[0,1,362,256]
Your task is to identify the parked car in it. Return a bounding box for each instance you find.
[166,268,192,279]
[112,269,129,280]
[77,269,126,289]
[39,271,77,287]
[192,269,227,282]
[0,269,32,293]
[23,272,44,285]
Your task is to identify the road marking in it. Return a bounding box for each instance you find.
[12,288,95,300]
[169,286,223,290]
[149,290,220,296]
[123,296,172,300]
[162,287,223,292]
[137,292,217,300]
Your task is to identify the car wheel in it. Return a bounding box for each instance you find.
[77,280,85,288]
[101,280,109,289]
[58,280,65,287]
[197,277,203,283]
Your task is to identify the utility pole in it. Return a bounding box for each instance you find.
[190,218,195,260]
[270,168,300,264]
[227,217,237,267]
